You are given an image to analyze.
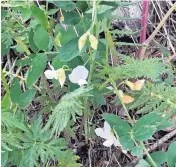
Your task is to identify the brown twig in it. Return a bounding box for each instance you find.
[147,128,176,153]
[125,128,176,166]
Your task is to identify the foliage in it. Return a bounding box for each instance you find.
[130,84,176,116]
[43,86,92,135]
[1,0,176,166]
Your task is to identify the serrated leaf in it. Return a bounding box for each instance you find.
[59,37,86,61]
[131,146,143,156]
[29,29,39,53]
[30,5,48,29]
[50,0,76,11]
[26,54,47,88]
[132,113,163,141]
[2,112,28,132]
[17,88,36,109]
[10,78,22,104]
[33,26,49,51]
[167,142,176,167]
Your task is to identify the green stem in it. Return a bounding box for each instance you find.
[111,79,133,125]
[111,78,157,166]
[83,0,98,143]
[140,142,157,167]
[1,69,10,93]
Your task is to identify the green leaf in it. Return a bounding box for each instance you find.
[1,40,10,57]
[85,5,115,19]
[29,29,39,53]
[50,0,76,11]
[27,54,47,88]
[150,151,167,164]
[33,26,49,51]
[1,10,8,19]
[2,112,28,132]
[119,135,134,150]
[18,6,31,20]
[131,146,143,156]
[48,8,59,15]
[52,56,65,69]
[63,12,80,25]
[167,142,176,167]
[57,26,77,45]
[17,88,36,109]
[132,113,163,141]
[10,78,22,104]
[135,159,151,167]
[76,0,88,12]
[16,54,36,66]
[43,87,92,135]
[1,151,8,166]
[1,93,11,111]
[59,37,86,61]
[91,88,106,107]
[103,113,134,150]
[86,5,114,15]
[103,113,131,130]
[30,5,48,29]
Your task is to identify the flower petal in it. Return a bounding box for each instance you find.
[103,139,114,147]
[95,128,106,139]
[69,74,79,84]
[104,121,111,132]
[78,32,89,51]
[44,70,56,79]
[89,34,98,50]
[69,66,89,84]
[56,68,66,88]
[126,79,145,91]
[122,95,134,104]
[77,79,87,86]
[113,137,121,147]
[48,62,55,71]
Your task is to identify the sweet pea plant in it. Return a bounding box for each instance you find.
[1,1,176,167]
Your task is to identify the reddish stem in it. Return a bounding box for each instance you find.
[138,0,149,59]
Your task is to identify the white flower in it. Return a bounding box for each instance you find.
[95,121,121,147]
[44,63,66,88]
[95,121,127,153]
[69,66,89,87]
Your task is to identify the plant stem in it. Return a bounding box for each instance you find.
[138,0,149,59]
[138,2,176,59]
[111,79,157,166]
[140,142,157,167]
[1,69,10,93]
[83,0,98,143]
[111,79,133,125]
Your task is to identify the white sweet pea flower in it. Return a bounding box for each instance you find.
[95,121,121,147]
[44,63,66,88]
[69,66,89,87]
[95,121,127,153]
